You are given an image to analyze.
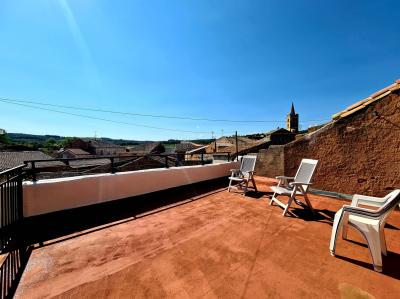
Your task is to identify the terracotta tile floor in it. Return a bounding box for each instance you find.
[15,177,400,298]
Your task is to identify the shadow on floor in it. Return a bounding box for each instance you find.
[241,190,265,199]
[335,252,400,280]
[385,223,399,230]
[23,178,228,247]
[285,206,335,224]
[0,235,32,299]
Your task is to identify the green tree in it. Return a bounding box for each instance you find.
[0,132,10,144]
[58,137,79,148]
[43,138,57,149]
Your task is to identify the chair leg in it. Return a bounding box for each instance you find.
[282,187,298,216]
[364,229,383,272]
[243,179,249,196]
[282,194,294,216]
[329,208,344,256]
[251,176,258,192]
[270,192,277,205]
[342,224,349,240]
[342,214,349,240]
[303,192,315,215]
[228,179,232,192]
[379,225,387,256]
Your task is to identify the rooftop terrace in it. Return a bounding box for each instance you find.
[14,177,400,298]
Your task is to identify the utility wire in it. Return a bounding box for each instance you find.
[0,98,210,134]
[0,97,330,123]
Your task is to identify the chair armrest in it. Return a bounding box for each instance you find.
[242,170,255,177]
[342,205,380,218]
[275,176,294,187]
[351,194,386,208]
[289,181,312,187]
[276,176,294,180]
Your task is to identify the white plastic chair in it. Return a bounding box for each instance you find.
[329,189,400,272]
[270,159,318,216]
[228,155,258,195]
[349,193,400,210]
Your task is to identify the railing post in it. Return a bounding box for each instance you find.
[228,153,230,162]
[110,157,115,174]
[165,156,169,168]
[0,165,31,299]
[17,167,23,220]
[201,153,204,165]
[31,162,37,182]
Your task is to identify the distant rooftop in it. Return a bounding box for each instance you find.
[59,148,91,156]
[81,138,125,149]
[0,151,63,171]
[128,142,163,154]
[175,141,203,152]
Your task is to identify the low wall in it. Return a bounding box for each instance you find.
[23,161,239,217]
[255,146,284,177]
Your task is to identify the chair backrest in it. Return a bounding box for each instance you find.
[351,190,400,221]
[376,190,400,220]
[293,159,318,192]
[240,155,257,173]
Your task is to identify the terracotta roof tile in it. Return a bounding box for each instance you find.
[62,148,91,156]
[332,79,400,120]
[175,142,203,152]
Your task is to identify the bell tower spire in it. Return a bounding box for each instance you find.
[290,102,296,115]
[286,102,299,133]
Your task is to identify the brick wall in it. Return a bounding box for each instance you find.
[283,91,400,196]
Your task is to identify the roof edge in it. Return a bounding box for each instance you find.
[332,79,400,120]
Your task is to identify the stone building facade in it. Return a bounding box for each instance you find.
[258,80,400,196]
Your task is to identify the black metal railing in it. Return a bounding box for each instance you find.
[24,152,232,182]
[0,166,31,299]
[0,166,24,249]
[0,151,234,296]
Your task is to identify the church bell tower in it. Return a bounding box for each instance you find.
[286,102,299,133]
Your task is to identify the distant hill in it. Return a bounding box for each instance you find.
[7,133,214,146]
[8,133,151,146]
[8,133,64,143]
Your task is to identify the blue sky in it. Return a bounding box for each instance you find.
[0,0,399,141]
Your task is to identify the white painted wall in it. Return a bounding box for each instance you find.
[23,162,239,217]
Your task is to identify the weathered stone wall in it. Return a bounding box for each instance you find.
[255,146,284,177]
[283,91,400,196]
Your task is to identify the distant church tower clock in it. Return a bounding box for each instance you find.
[286,102,299,133]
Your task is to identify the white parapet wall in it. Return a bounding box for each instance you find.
[23,161,239,217]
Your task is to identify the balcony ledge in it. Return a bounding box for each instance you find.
[23,161,239,217]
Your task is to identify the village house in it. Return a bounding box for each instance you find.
[57,148,92,159]
[127,142,165,155]
[67,138,126,156]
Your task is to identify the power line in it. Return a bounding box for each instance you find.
[0,98,211,134]
[0,97,330,123]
